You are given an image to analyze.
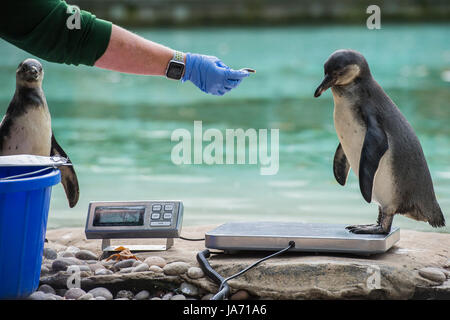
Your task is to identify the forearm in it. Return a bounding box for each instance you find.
[95,24,183,76]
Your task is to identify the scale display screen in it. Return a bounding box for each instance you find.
[93,206,145,226]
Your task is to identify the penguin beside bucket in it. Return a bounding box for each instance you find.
[314,49,445,234]
[0,58,79,208]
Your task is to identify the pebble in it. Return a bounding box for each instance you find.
[163,261,190,275]
[133,260,143,267]
[115,298,129,300]
[231,290,250,300]
[78,293,94,300]
[88,287,113,300]
[38,284,55,295]
[28,291,48,300]
[65,246,80,254]
[133,263,149,272]
[116,290,134,300]
[187,267,204,279]
[202,294,214,300]
[95,296,107,300]
[119,267,134,274]
[114,259,136,270]
[41,265,50,275]
[61,251,75,258]
[68,265,90,272]
[419,267,446,283]
[101,259,116,267]
[442,269,450,279]
[52,259,70,272]
[75,250,98,261]
[135,290,150,300]
[171,294,186,300]
[151,297,162,300]
[43,248,57,260]
[89,263,105,272]
[144,256,167,268]
[52,257,86,272]
[180,282,199,296]
[65,288,86,300]
[95,268,113,276]
[149,265,163,273]
[162,292,173,300]
[50,294,64,300]
[64,257,86,265]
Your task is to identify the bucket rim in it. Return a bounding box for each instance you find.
[0,167,61,193]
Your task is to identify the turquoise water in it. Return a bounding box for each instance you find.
[0,24,449,232]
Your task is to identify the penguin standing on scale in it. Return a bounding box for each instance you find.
[0,58,79,208]
[314,49,445,234]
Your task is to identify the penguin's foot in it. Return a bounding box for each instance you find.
[346,224,389,234]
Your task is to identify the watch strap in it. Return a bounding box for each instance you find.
[173,51,184,63]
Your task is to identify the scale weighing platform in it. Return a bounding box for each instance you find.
[205,221,400,255]
[85,200,183,252]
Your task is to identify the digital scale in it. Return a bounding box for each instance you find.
[84,200,399,255]
[85,200,183,252]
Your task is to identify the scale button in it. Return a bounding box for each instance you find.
[163,213,172,219]
[151,213,160,220]
[150,221,171,227]
[152,205,162,212]
[164,204,174,211]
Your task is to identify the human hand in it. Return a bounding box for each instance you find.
[182,53,250,96]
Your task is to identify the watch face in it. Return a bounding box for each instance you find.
[166,61,185,80]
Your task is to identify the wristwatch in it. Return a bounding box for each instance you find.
[165,51,185,80]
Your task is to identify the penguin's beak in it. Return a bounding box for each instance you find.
[314,74,335,98]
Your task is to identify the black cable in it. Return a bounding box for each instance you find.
[196,250,231,300]
[197,241,296,300]
[217,241,296,294]
[179,236,205,241]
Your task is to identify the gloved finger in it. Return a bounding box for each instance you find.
[226,69,250,80]
[216,90,226,96]
[216,60,230,70]
[224,79,242,89]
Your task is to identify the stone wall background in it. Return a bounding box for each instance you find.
[70,0,450,27]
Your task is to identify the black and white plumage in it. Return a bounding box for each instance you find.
[314,49,445,234]
[0,58,79,208]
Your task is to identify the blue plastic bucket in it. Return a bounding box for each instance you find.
[0,166,60,299]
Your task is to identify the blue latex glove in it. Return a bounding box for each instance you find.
[182,53,249,96]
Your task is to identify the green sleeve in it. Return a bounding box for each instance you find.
[0,0,112,66]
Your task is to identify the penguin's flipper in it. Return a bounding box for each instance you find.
[333,143,350,186]
[50,133,80,208]
[359,116,388,203]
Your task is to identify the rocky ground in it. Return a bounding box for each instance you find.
[34,249,225,300]
[30,225,450,300]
